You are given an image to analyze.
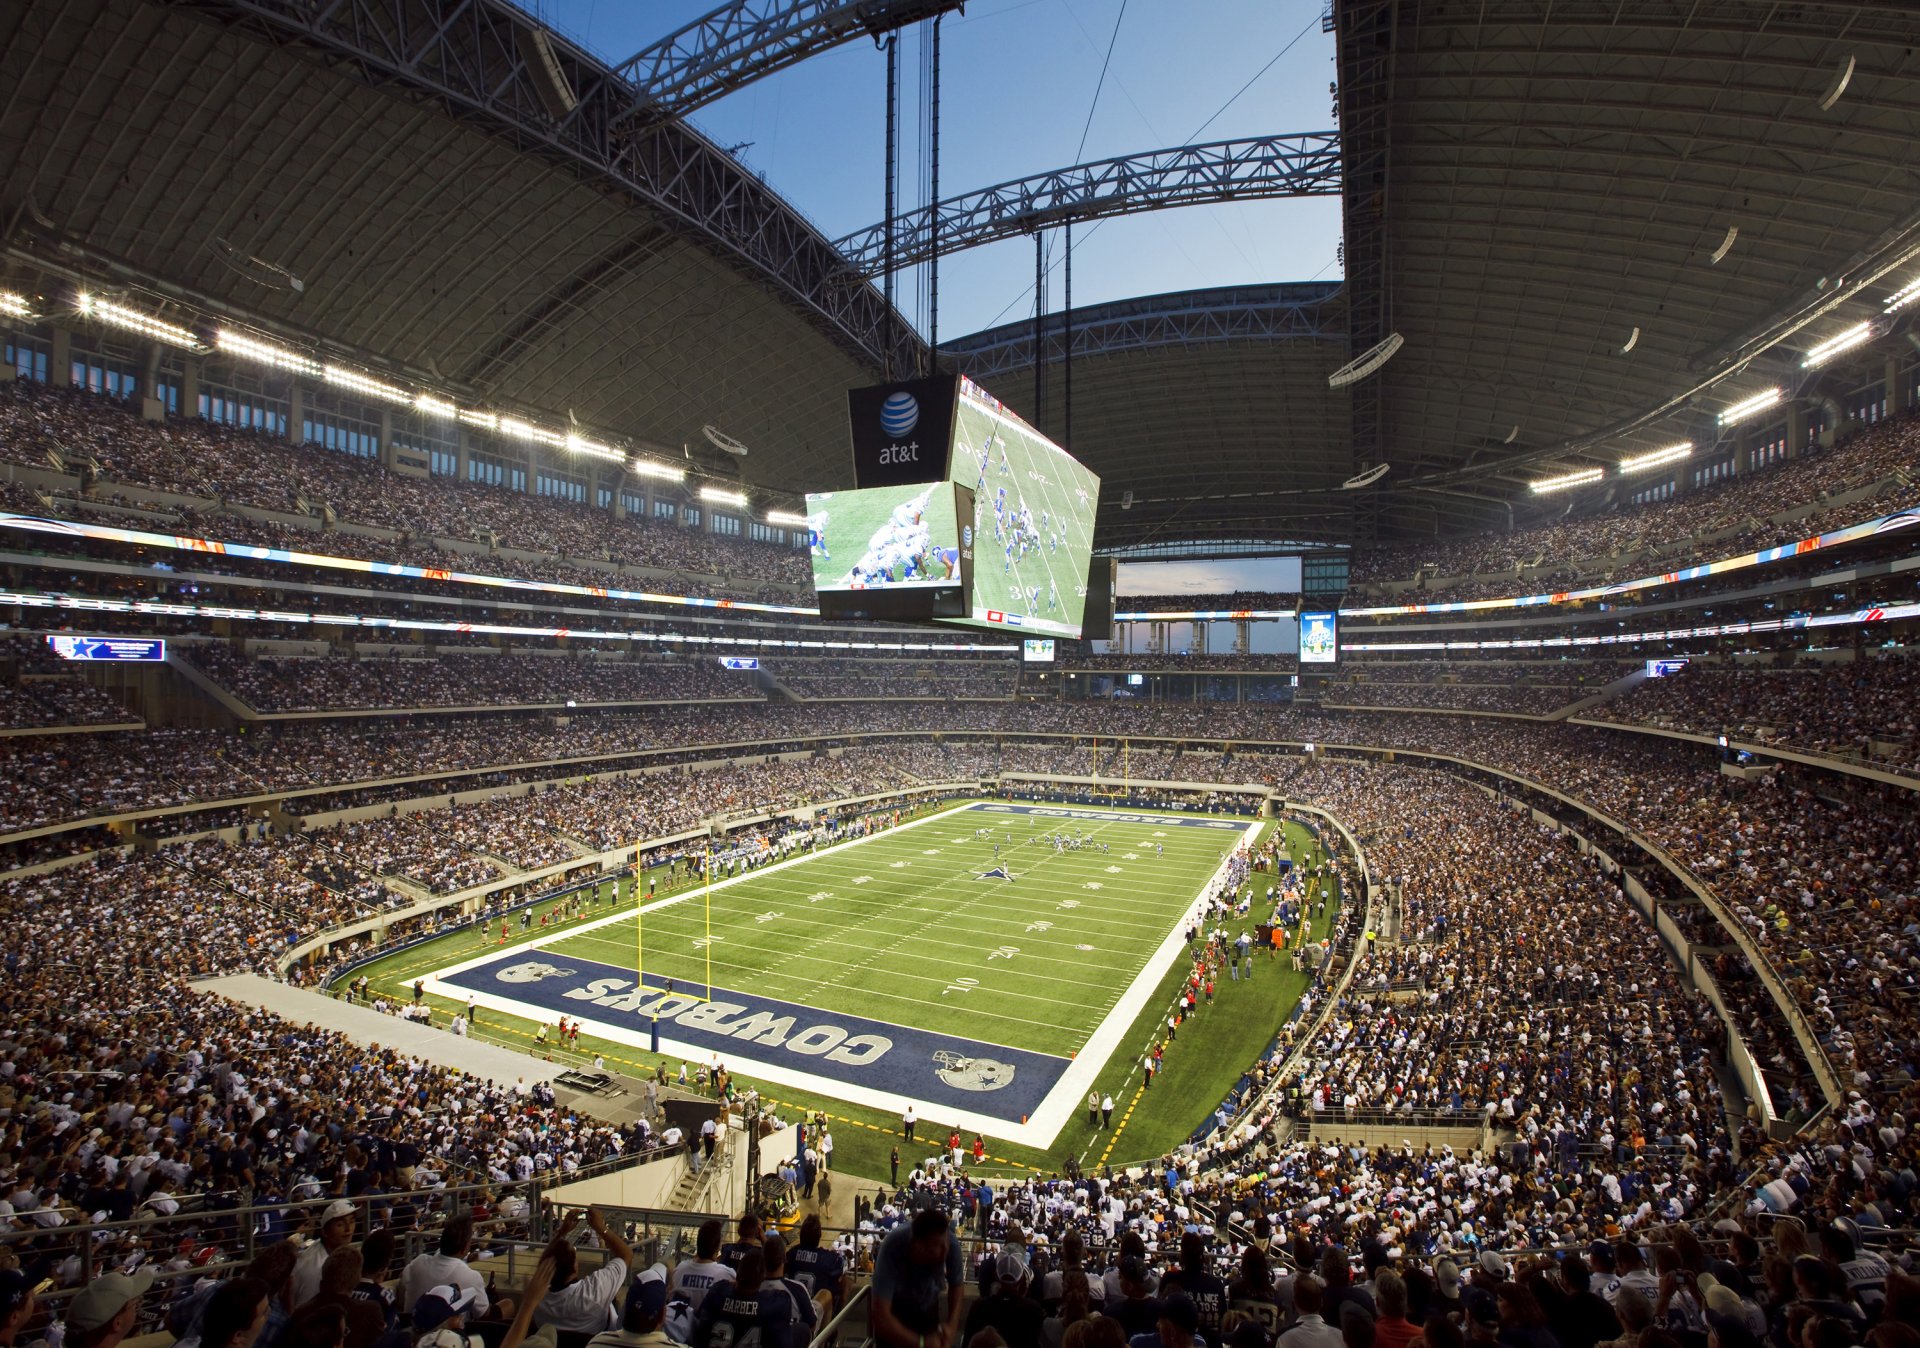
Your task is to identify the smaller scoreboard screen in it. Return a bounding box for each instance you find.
[804,483,973,622]
[1299,612,1339,665]
[47,635,166,661]
[1022,639,1056,663]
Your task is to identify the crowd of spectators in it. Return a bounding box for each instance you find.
[189,648,766,714]
[766,658,1020,701]
[1349,409,1920,589]
[1596,657,1920,773]
[0,636,137,728]
[0,379,811,588]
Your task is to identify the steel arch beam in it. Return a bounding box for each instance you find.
[614,0,964,124]
[939,282,1346,380]
[833,133,1343,276]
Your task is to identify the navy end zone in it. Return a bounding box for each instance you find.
[971,803,1249,830]
[440,950,1067,1124]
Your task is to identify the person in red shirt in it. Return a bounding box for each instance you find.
[947,1129,962,1167]
[971,1136,985,1166]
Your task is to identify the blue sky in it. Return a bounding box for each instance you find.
[524,0,1344,338]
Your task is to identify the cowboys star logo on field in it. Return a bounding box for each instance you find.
[931,1050,1016,1092]
[495,961,576,984]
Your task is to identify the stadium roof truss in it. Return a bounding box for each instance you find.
[832,133,1344,276]
[612,0,966,125]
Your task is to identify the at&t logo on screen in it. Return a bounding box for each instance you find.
[879,390,920,436]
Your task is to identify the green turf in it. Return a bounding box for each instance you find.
[543,806,1243,1058]
[338,804,1339,1177]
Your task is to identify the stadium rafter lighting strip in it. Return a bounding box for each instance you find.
[0,511,821,617]
[1341,598,1920,652]
[499,416,563,446]
[78,295,205,351]
[1887,276,1920,314]
[217,329,320,375]
[764,510,809,527]
[1718,387,1782,426]
[1801,321,1875,369]
[0,292,33,319]
[699,487,749,507]
[0,589,1019,653]
[323,364,413,405]
[1528,467,1604,494]
[133,304,723,497]
[564,433,625,463]
[1617,441,1693,474]
[1338,503,1920,618]
[628,459,688,483]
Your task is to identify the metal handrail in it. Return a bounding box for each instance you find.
[809,1282,872,1348]
[0,1151,678,1285]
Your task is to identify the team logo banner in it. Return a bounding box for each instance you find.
[441,950,1066,1122]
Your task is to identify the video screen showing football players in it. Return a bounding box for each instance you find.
[945,376,1100,638]
[804,483,963,590]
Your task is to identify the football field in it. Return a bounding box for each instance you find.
[420,801,1255,1145]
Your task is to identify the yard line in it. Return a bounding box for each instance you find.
[561,923,1129,999]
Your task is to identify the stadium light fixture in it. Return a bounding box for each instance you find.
[80,295,204,351]
[628,458,686,483]
[499,416,564,446]
[765,509,809,527]
[565,432,625,462]
[457,409,499,431]
[323,364,414,405]
[1717,387,1782,426]
[1886,276,1920,314]
[413,393,458,419]
[0,292,32,319]
[217,329,319,375]
[1618,441,1693,475]
[699,486,748,508]
[1528,467,1604,494]
[1801,321,1875,368]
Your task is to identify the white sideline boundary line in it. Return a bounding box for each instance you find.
[420,801,1258,1148]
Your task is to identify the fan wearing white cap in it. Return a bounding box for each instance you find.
[412,1286,481,1348]
[292,1201,358,1308]
[585,1264,672,1348]
[66,1270,155,1348]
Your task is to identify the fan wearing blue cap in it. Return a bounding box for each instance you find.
[412,1285,480,1348]
[584,1264,672,1348]
[1,1270,46,1348]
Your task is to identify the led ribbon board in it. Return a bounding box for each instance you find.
[0,513,821,617]
[1339,505,1920,618]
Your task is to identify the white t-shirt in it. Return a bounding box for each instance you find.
[401,1252,491,1318]
[536,1257,630,1335]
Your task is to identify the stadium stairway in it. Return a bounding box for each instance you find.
[1553,665,1651,719]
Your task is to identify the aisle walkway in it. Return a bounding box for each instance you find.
[197,973,565,1087]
